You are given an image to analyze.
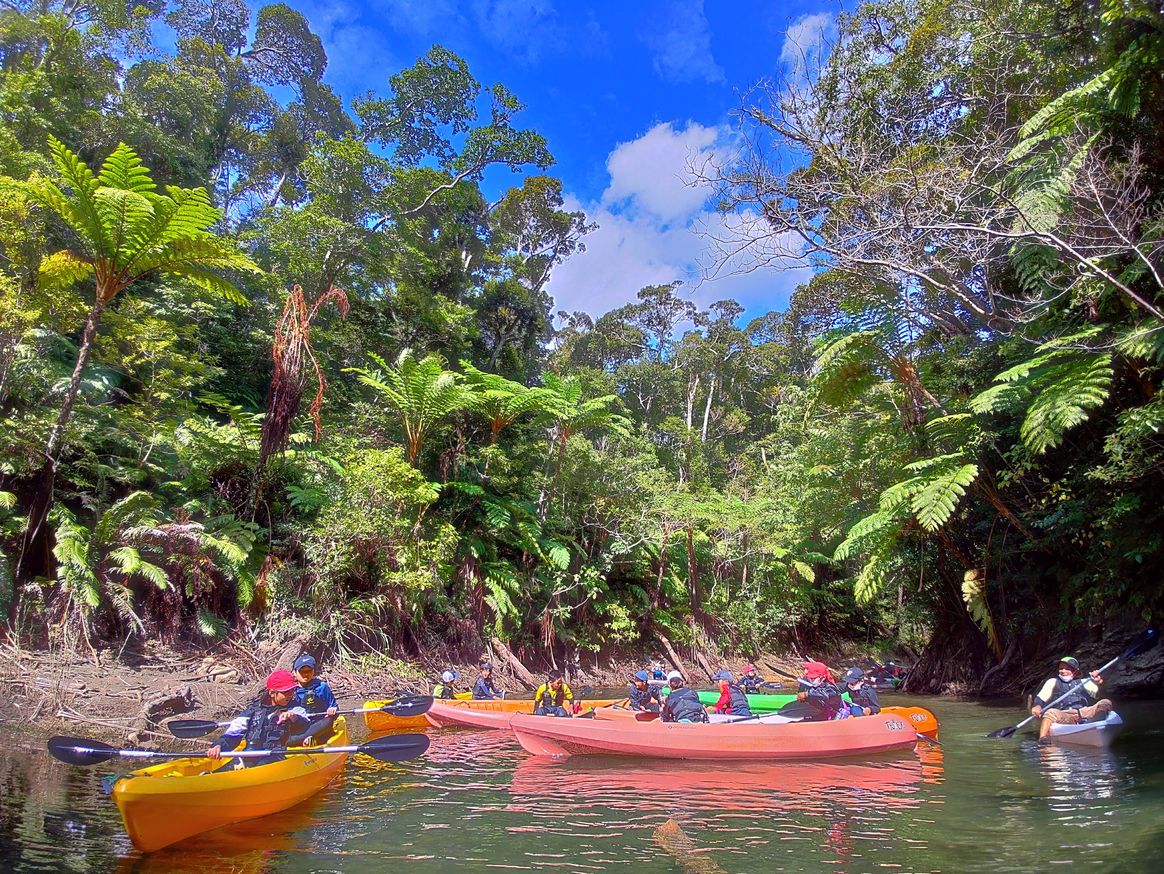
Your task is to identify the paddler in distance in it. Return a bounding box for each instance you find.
[534,669,574,716]
[628,670,662,712]
[1031,656,1112,745]
[207,670,310,766]
[739,663,765,694]
[472,661,503,699]
[660,671,709,723]
[434,670,459,699]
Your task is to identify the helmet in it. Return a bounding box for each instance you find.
[480,661,493,671]
[1058,657,1080,673]
[743,663,756,673]
[666,670,684,683]
[633,670,649,682]
[548,669,564,681]
[440,670,456,683]
[842,667,864,684]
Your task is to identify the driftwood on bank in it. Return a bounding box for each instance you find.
[655,632,689,680]
[491,637,538,691]
[129,685,196,744]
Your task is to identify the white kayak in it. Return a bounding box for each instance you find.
[1047,711,1123,748]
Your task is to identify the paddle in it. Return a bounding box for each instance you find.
[165,695,434,739]
[48,732,431,767]
[986,627,1159,739]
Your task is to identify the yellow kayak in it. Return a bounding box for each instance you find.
[112,717,349,852]
[365,692,471,732]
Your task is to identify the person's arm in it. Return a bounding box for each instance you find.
[208,710,252,758]
[320,680,339,715]
[713,688,731,713]
[864,687,881,714]
[1083,674,1101,698]
[1031,679,1058,714]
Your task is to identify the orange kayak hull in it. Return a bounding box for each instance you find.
[510,711,920,760]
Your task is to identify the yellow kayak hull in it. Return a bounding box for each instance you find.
[112,717,349,852]
[364,692,471,732]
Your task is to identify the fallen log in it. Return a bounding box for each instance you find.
[491,637,538,691]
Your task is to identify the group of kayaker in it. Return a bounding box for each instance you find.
[206,653,339,765]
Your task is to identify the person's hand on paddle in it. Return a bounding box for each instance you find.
[326,706,338,717]
[796,691,808,701]
[1030,705,1042,718]
[275,710,302,725]
[1090,670,1103,685]
[207,744,222,759]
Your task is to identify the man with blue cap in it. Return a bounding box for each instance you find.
[292,653,339,716]
[628,670,662,712]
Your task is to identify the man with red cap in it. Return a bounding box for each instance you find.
[207,670,311,766]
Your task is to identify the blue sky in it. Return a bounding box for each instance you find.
[284,0,835,320]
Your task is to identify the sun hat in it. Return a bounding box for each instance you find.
[480,661,493,671]
[441,670,456,683]
[265,670,298,693]
[842,667,864,684]
[803,661,830,680]
[633,670,649,682]
[666,670,684,683]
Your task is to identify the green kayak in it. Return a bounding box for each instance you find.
[661,688,797,712]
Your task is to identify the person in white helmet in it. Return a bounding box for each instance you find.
[659,671,708,723]
[433,670,459,700]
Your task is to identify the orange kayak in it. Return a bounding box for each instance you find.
[510,711,921,760]
[425,698,627,730]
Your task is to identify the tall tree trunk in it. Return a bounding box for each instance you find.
[12,294,108,611]
[700,374,716,442]
[686,526,702,641]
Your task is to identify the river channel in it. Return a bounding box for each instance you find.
[3,695,1164,872]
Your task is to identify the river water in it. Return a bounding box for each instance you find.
[3,695,1164,872]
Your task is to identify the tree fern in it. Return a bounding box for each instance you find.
[962,570,1002,659]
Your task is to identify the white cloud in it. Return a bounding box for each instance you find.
[470,0,561,63]
[547,122,810,319]
[643,0,725,85]
[779,12,835,78]
[602,121,727,226]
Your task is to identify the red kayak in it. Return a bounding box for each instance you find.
[509,711,920,760]
[425,700,521,729]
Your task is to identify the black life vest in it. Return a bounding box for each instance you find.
[662,687,708,723]
[845,684,881,714]
[1046,677,1093,710]
[725,683,752,716]
[739,675,763,694]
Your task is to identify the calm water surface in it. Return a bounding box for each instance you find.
[3,696,1164,872]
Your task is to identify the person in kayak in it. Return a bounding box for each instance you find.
[292,654,338,717]
[534,670,574,716]
[840,667,881,715]
[207,670,310,767]
[628,670,662,711]
[650,661,667,681]
[1031,656,1112,744]
[711,669,753,717]
[433,670,459,699]
[472,661,503,699]
[738,664,765,694]
[660,671,709,723]
[775,661,842,721]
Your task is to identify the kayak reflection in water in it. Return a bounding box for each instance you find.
[207,670,310,767]
[628,670,662,712]
[534,669,573,716]
[660,671,709,723]
[1030,657,1112,745]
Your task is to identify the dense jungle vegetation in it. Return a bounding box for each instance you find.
[1,0,1161,692]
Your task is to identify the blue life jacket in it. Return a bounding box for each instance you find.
[294,677,338,715]
[739,675,763,694]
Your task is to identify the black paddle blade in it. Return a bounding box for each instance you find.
[166,718,220,739]
[360,732,430,763]
[48,736,117,766]
[1121,627,1159,661]
[381,695,433,717]
[986,726,1018,739]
